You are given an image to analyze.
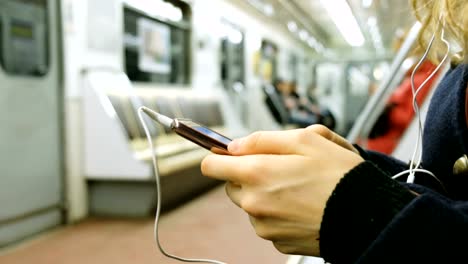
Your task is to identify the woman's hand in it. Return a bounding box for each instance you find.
[201,125,364,256]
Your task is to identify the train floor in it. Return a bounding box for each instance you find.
[0,186,289,264]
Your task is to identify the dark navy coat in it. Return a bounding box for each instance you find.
[319,64,468,264]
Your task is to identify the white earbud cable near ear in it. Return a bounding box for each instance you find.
[393,14,450,185]
[138,107,227,264]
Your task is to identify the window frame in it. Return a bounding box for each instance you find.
[219,19,246,90]
[122,1,192,86]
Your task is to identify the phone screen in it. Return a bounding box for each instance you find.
[174,119,232,154]
[191,125,232,145]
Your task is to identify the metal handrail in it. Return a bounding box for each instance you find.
[346,22,422,143]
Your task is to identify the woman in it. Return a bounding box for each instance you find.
[201,0,468,263]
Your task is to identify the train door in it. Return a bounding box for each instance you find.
[0,0,63,246]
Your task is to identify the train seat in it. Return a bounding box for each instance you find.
[131,88,228,175]
[83,71,226,216]
[104,86,229,176]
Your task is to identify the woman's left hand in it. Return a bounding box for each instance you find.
[201,125,364,256]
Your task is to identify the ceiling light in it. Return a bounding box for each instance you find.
[307,37,317,47]
[299,29,308,41]
[306,36,325,53]
[367,16,377,26]
[287,21,298,32]
[263,3,274,16]
[228,29,243,44]
[373,67,384,80]
[166,3,183,21]
[367,16,385,55]
[247,0,274,17]
[362,0,373,8]
[124,0,183,21]
[320,0,365,47]
[315,43,325,52]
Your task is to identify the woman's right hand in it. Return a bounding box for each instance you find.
[201,125,364,256]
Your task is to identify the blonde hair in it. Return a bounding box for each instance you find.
[411,0,468,64]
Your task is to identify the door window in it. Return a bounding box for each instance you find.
[0,0,49,76]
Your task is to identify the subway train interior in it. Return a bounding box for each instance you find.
[0,0,449,263]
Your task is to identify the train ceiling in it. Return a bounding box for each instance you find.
[244,0,416,59]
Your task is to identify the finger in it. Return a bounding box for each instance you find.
[225,182,242,208]
[201,154,258,183]
[228,129,310,156]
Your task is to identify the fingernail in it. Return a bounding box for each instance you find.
[228,138,242,153]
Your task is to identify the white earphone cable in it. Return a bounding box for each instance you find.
[138,107,227,264]
[396,14,450,184]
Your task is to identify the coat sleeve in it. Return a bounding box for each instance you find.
[319,161,468,264]
[354,144,409,174]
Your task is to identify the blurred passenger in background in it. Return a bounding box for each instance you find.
[367,31,439,154]
[270,79,335,129]
[275,79,319,128]
[367,59,437,154]
[305,84,336,130]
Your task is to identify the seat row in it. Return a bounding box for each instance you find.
[82,70,229,216]
[105,86,227,176]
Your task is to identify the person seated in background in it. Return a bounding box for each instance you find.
[286,81,321,115]
[306,84,336,130]
[273,79,335,129]
[275,79,318,128]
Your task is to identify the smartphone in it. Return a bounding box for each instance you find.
[171,119,232,155]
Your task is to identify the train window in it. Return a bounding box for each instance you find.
[123,1,191,85]
[0,0,49,76]
[220,20,245,90]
